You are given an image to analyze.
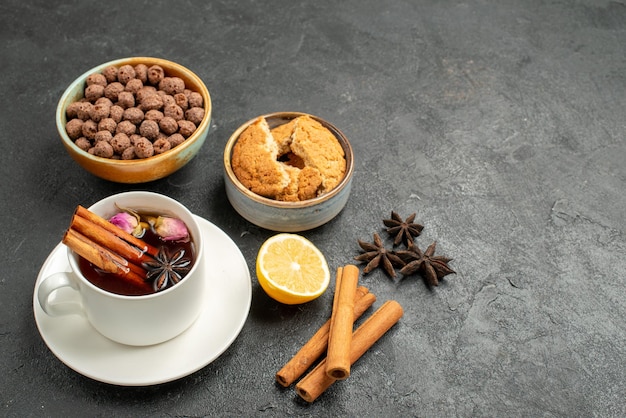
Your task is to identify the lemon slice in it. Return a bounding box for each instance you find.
[256,233,330,304]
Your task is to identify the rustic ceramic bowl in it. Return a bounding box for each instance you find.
[56,57,212,183]
[223,112,354,232]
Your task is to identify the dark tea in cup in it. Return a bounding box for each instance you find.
[77,210,197,296]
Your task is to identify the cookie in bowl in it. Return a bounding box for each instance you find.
[224,112,354,232]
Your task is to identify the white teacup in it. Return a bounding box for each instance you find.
[37,191,205,346]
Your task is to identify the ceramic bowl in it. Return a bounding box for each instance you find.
[56,57,212,183]
[223,112,354,232]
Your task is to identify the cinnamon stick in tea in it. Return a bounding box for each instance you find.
[325,264,359,380]
[74,205,159,258]
[62,206,157,293]
[295,300,404,403]
[70,214,153,265]
[62,228,150,291]
[275,286,376,387]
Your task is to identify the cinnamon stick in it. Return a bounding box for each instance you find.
[295,300,404,403]
[70,214,153,265]
[62,228,149,291]
[63,206,157,293]
[325,264,359,380]
[275,286,376,387]
[75,205,159,257]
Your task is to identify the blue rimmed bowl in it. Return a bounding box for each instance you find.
[223,112,354,232]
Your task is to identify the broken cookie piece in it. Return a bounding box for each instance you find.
[231,116,346,202]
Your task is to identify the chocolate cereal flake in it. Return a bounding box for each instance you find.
[102,65,118,83]
[159,77,185,95]
[121,146,136,160]
[168,133,185,147]
[65,119,84,139]
[144,109,164,122]
[147,65,164,85]
[122,107,144,125]
[104,82,124,101]
[75,137,91,151]
[117,91,135,109]
[81,120,98,140]
[84,84,104,102]
[117,65,136,84]
[125,78,143,94]
[116,120,136,136]
[134,137,154,158]
[110,133,131,154]
[188,91,203,108]
[94,130,113,144]
[139,120,159,140]
[109,105,124,123]
[185,107,204,125]
[153,138,172,154]
[98,118,117,134]
[93,141,114,158]
[134,64,148,83]
[177,120,196,138]
[86,73,107,87]
[159,116,178,135]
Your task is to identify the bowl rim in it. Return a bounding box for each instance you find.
[223,111,355,209]
[56,57,212,167]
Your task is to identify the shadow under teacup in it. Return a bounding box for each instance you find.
[37,191,205,346]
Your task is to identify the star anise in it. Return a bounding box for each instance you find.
[143,246,192,292]
[383,211,424,246]
[396,241,455,286]
[355,232,405,278]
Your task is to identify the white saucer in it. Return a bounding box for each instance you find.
[33,215,252,386]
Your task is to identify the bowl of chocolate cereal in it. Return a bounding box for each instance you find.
[223,112,354,232]
[56,57,211,183]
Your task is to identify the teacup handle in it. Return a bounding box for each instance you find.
[37,271,85,317]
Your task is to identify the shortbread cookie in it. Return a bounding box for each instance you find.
[231,115,346,201]
[288,116,346,193]
[231,117,289,199]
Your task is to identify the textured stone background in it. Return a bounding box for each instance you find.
[1,0,625,416]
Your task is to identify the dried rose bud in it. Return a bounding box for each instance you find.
[153,216,189,242]
[109,212,138,234]
[110,205,146,237]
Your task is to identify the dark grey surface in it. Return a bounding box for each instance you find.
[1,0,625,416]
